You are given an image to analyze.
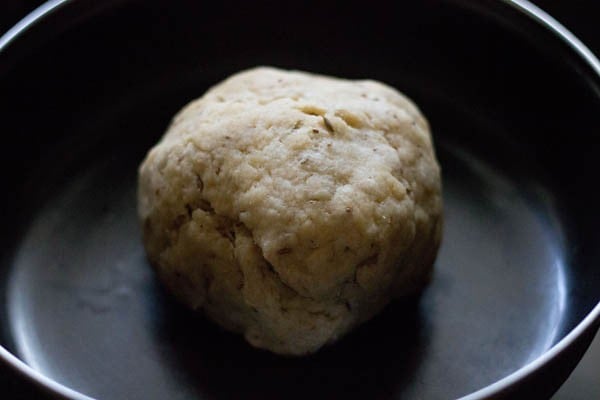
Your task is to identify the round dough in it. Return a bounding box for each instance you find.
[138,67,443,355]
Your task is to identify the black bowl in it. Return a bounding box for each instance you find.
[1,1,599,399]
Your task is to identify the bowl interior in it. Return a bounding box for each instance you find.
[1,1,599,399]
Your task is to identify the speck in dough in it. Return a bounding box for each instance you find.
[138,67,443,355]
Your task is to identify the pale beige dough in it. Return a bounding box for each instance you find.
[138,67,443,355]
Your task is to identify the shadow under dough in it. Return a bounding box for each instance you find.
[150,279,428,400]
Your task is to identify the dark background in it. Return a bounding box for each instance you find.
[0,1,598,399]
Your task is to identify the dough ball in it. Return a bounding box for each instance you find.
[138,67,443,355]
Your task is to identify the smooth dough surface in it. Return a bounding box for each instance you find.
[138,67,443,355]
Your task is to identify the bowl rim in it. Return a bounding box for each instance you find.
[1,1,599,399]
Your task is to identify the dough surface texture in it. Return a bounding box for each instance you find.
[138,67,443,355]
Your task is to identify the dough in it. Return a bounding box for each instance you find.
[138,67,443,355]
